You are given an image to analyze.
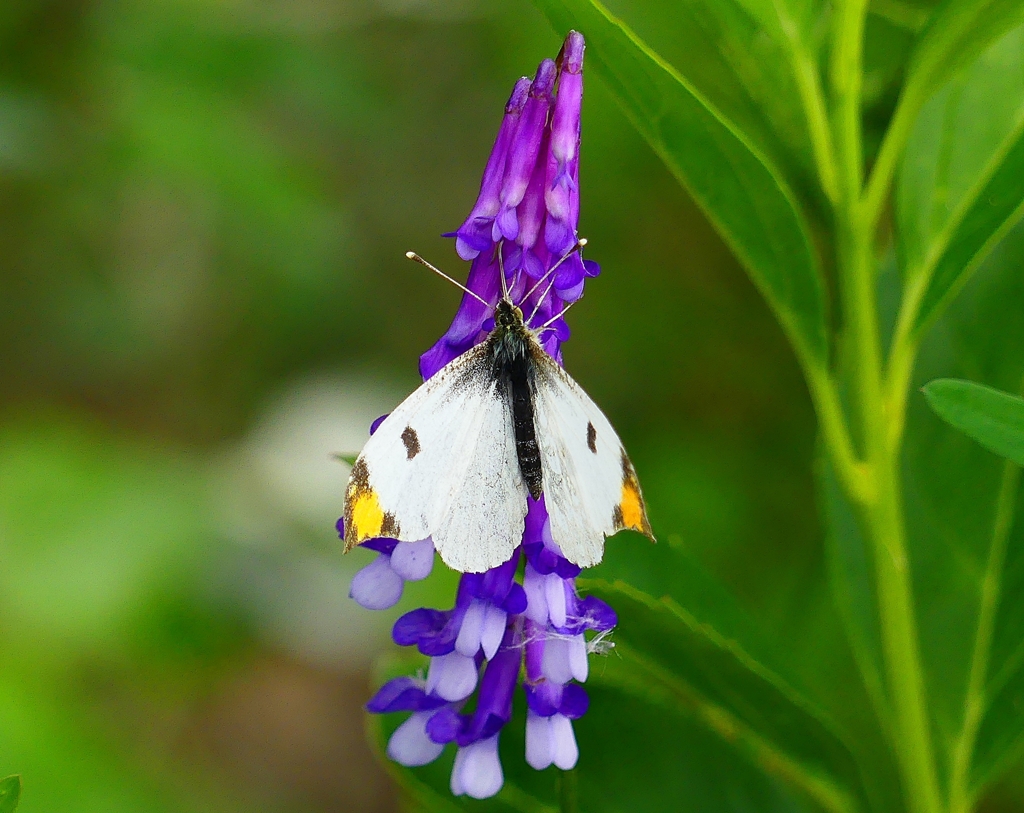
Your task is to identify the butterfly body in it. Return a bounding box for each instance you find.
[343,297,652,573]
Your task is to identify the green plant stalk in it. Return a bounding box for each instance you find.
[839,209,943,813]
[864,431,943,813]
[830,2,944,812]
[558,768,579,813]
[948,457,1021,813]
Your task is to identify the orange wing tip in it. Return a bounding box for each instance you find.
[614,452,655,541]
[616,480,655,540]
[343,459,401,551]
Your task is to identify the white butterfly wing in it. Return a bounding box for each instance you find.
[344,345,528,573]
[531,352,653,568]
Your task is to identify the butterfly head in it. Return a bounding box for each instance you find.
[494,298,526,332]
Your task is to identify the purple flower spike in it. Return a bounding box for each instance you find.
[494,59,556,242]
[352,32,613,801]
[449,77,531,261]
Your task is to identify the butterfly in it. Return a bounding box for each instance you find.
[343,251,653,573]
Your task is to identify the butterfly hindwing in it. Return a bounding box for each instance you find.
[531,350,653,567]
[344,345,529,573]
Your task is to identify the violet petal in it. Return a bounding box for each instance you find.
[349,555,403,611]
[545,573,568,628]
[455,599,486,657]
[388,711,445,767]
[451,736,504,799]
[427,652,478,702]
[480,604,508,660]
[550,714,579,770]
[390,537,435,581]
[525,711,553,770]
[426,706,462,744]
[560,683,590,719]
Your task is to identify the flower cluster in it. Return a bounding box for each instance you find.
[344,31,613,800]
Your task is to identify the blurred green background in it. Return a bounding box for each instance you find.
[0,0,872,810]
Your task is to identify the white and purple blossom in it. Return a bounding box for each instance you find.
[343,31,614,800]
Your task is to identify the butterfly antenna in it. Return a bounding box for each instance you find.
[526,278,556,327]
[537,293,583,332]
[497,241,511,301]
[518,238,587,308]
[405,252,490,308]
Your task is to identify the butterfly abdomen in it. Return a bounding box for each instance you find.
[487,304,544,501]
[508,350,543,500]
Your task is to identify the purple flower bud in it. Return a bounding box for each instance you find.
[392,607,456,655]
[449,78,530,260]
[367,677,446,713]
[494,60,556,242]
[552,31,584,164]
[513,130,550,262]
[426,706,462,744]
[459,627,521,744]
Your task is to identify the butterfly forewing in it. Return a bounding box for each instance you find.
[530,349,653,567]
[344,345,529,573]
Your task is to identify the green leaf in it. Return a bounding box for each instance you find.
[372,681,816,813]
[555,0,835,207]
[902,0,1024,107]
[584,580,864,813]
[923,379,1024,464]
[580,538,879,813]
[825,220,1024,808]
[0,776,20,813]
[897,24,1024,337]
[372,539,871,812]
[534,0,830,370]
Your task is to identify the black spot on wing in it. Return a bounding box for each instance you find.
[381,512,401,537]
[349,457,370,491]
[401,426,420,459]
[343,457,372,552]
[587,421,597,453]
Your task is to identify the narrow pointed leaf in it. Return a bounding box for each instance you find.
[923,379,1024,464]
[559,0,835,208]
[901,0,1024,107]
[898,25,1024,336]
[534,0,829,369]
[585,582,862,813]
[0,776,20,813]
[578,541,871,813]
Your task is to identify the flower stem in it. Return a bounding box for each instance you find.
[830,3,944,813]
[557,768,578,813]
